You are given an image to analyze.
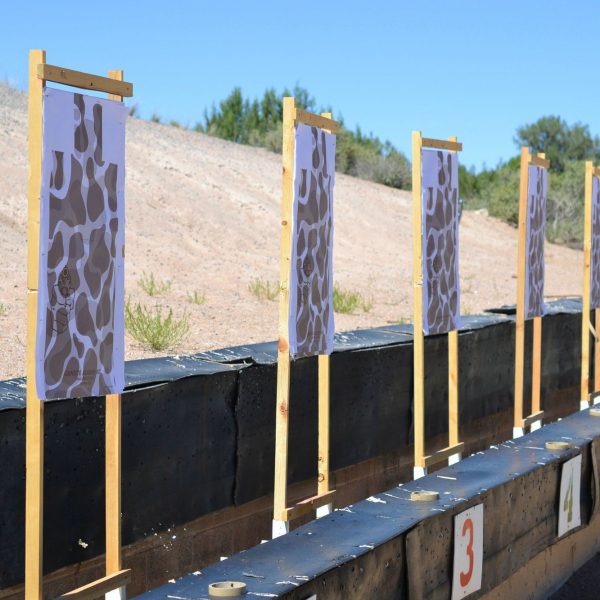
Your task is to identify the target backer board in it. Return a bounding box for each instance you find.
[421,148,461,335]
[36,87,126,400]
[288,123,335,358]
[590,175,600,308]
[524,164,548,319]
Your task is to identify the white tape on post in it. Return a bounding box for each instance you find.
[558,454,582,537]
[451,504,483,600]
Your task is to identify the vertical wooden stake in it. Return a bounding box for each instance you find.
[582,161,593,405]
[273,97,295,532]
[412,131,426,474]
[317,354,330,497]
[317,112,333,512]
[25,48,46,600]
[531,316,542,414]
[530,151,545,428]
[106,70,124,596]
[448,135,460,456]
[595,307,600,394]
[448,329,459,447]
[514,147,530,435]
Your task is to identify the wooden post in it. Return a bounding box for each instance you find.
[317,354,330,498]
[272,97,295,537]
[513,147,530,437]
[106,69,124,599]
[317,113,333,517]
[448,136,460,463]
[411,131,426,478]
[25,47,46,600]
[582,161,593,407]
[531,315,542,423]
[595,306,600,394]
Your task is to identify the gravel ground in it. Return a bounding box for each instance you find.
[0,84,585,380]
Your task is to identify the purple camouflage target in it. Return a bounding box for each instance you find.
[288,123,336,358]
[524,165,547,319]
[421,149,461,335]
[36,87,126,400]
[591,176,600,309]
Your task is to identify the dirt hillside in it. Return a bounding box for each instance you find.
[0,84,583,380]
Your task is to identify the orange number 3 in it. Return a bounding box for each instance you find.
[460,517,474,587]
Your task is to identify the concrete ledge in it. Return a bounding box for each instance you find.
[138,408,600,599]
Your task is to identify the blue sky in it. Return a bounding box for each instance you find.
[1,0,597,170]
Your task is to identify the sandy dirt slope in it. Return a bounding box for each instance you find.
[0,84,583,380]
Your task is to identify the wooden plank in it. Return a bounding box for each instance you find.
[105,394,122,576]
[582,161,594,403]
[58,569,131,599]
[596,307,600,393]
[318,354,330,496]
[514,147,530,429]
[421,137,462,152]
[531,315,542,414]
[294,108,339,133]
[105,70,124,586]
[37,64,133,97]
[530,154,550,169]
[448,329,459,446]
[25,48,46,600]
[522,410,545,429]
[448,135,460,451]
[317,111,333,501]
[273,97,296,521]
[281,490,336,522]
[412,131,426,468]
[423,442,465,469]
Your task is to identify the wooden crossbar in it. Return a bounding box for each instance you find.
[37,64,133,97]
[58,569,131,599]
[294,108,340,133]
[522,410,545,429]
[421,137,462,152]
[530,154,550,169]
[423,442,465,469]
[281,490,337,522]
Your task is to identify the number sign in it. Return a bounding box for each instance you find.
[452,504,483,600]
[558,454,582,537]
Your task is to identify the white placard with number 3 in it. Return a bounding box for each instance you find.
[558,454,582,537]
[452,504,483,600]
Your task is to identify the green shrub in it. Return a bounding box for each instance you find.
[196,86,412,190]
[0,303,6,317]
[125,301,189,351]
[138,272,172,297]
[333,284,372,314]
[248,278,279,301]
[187,290,206,305]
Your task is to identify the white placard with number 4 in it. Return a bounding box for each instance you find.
[558,454,582,537]
[452,504,483,600]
